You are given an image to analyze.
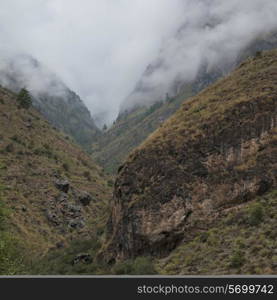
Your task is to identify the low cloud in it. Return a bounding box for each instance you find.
[0,1,277,126]
[0,0,184,125]
[122,0,277,110]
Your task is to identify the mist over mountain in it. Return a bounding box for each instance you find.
[0,54,100,148]
[0,0,185,126]
[121,0,277,111]
[1,1,276,126]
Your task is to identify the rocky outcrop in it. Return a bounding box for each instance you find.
[55,179,70,193]
[46,180,94,230]
[105,50,277,262]
[78,191,92,206]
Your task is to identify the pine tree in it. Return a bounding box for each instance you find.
[17,88,32,109]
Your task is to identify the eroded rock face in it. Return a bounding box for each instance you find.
[105,51,277,262]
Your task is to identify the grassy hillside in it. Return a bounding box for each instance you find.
[92,85,195,173]
[0,86,112,274]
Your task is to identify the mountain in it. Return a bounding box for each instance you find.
[0,55,100,149]
[0,86,112,274]
[104,49,277,274]
[91,33,277,173]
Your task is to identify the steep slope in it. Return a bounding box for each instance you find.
[92,85,194,173]
[156,189,277,275]
[92,34,277,173]
[0,86,112,270]
[0,55,100,149]
[105,50,277,266]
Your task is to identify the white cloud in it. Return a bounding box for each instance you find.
[123,0,277,109]
[0,0,277,125]
[0,0,184,125]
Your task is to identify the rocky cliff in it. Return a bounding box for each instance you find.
[105,49,277,262]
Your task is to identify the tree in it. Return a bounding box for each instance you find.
[17,88,32,109]
[103,124,107,131]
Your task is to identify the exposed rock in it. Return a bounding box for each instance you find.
[78,191,92,206]
[56,192,68,203]
[68,219,85,229]
[46,210,60,226]
[72,253,92,265]
[56,242,64,249]
[66,204,82,217]
[21,205,27,212]
[55,179,70,193]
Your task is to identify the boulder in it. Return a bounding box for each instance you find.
[56,192,68,203]
[72,253,92,265]
[68,218,85,229]
[78,191,92,206]
[55,179,70,193]
[46,210,60,226]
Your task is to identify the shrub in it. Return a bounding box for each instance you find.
[107,179,114,187]
[229,250,245,268]
[132,257,157,275]
[17,88,32,109]
[5,143,14,153]
[113,256,157,275]
[0,201,25,275]
[248,203,264,226]
[255,51,262,58]
[112,260,134,275]
[62,163,70,171]
[83,171,91,181]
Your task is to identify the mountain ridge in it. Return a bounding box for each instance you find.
[0,55,100,149]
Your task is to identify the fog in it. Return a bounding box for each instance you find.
[0,1,277,126]
[121,0,277,110]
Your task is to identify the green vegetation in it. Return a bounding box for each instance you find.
[0,86,113,269]
[31,239,157,275]
[248,203,264,226]
[17,88,32,109]
[29,238,108,275]
[91,84,194,173]
[229,250,245,268]
[0,199,25,275]
[157,190,277,275]
[112,256,157,275]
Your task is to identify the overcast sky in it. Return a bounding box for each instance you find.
[1,0,277,126]
[0,0,185,124]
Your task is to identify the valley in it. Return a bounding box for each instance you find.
[0,45,276,276]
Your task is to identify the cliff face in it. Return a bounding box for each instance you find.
[105,50,277,262]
